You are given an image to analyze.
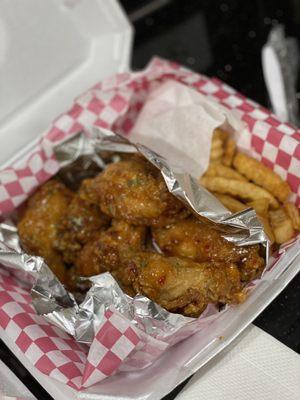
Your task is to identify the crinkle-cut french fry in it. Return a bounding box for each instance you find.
[233,152,291,202]
[213,128,229,142]
[210,146,224,161]
[200,176,279,209]
[210,129,230,162]
[258,215,275,244]
[284,202,300,230]
[205,164,247,181]
[247,198,270,218]
[222,138,236,166]
[269,208,295,244]
[211,137,223,150]
[213,193,247,213]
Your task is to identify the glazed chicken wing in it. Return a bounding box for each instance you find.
[115,252,244,317]
[94,155,189,226]
[76,220,146,279]
[76,177,101,205]
[18,180,73,282]
[152,217,264,282]
[54,179,110,264]
[238,246,265,282]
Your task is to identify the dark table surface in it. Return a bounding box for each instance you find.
[1,1,299,399]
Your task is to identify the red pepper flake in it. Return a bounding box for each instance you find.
[158,275,166,285]
[204,243,211,252]
[128,261,137,275]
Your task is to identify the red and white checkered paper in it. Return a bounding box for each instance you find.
[0,58,299,389]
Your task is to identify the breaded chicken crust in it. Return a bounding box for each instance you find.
[18,180,73,282]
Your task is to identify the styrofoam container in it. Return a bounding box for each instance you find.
[0,0,132,167]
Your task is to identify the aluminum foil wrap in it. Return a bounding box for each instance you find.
[0,127,269,347]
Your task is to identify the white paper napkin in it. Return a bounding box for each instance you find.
[0,360,36,400]
[176,325,300,400]
[131,81,246,178]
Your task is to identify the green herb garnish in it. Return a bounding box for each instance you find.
[140,259,148,268]
[108,204,116,216]
[127,177,142,187]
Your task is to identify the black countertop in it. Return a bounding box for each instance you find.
[1,1,299,399]
[122,0,300,107]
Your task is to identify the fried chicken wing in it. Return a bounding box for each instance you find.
[76,220,146,277]
[76,177,101,205]
[238,246,265,282]
[18,180,73,282]
[152,218,264,282]
[54,179,110,264]
[94,156,188,226]
[17,149,266,318]
[115,252,244,317]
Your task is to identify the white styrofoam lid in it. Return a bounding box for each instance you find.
[0,0,132,166]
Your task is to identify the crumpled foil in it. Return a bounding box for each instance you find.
[0,127,269,345]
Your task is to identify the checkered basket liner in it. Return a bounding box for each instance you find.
[0,58,299,389]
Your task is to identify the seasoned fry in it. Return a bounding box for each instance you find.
[247,199,269,218]
[213,128,229,142]
[258,215,275,244]
[200,176,279,209]
[269,208,294,244]
[213,193,246,213]
[222,138,236,166]
[210,146,224,162]
[233,153,291,202]
[284,202,300,230]
[205,164,247,181]
[209,128,229,162]
[211,137,223,150]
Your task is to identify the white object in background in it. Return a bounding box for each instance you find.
[0,359,36,399]
[0,0,132,167]
[262,45,287,121]
[176,325,300,400]
[262,25,299,125]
